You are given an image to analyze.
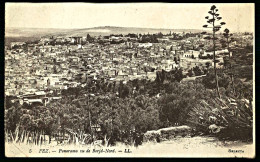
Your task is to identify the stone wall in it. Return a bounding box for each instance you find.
[143,125,192,142]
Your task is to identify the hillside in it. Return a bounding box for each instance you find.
[62,26,203,37]
[5,27,74,38]
[5,26,204,38]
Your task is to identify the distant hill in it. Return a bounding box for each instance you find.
[5,37,40,46]
[61,26,204,37]
[5,27,74,38]
[5,26,204,39]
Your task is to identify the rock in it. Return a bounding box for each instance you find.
[143,125,192,142]
[208,124,225,134]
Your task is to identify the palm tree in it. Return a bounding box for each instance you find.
[202,5,226,98]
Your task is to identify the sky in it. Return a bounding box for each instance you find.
[5,3,254,32]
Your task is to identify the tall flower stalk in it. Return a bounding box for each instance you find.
[223,28,236,95]
[202,5,226,98]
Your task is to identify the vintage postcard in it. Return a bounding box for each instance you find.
[4,3,255,158]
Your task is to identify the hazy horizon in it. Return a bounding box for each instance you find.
[5,25,203,30]
[5,3,254,33]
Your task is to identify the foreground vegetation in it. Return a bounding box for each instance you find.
[5,43,253,146]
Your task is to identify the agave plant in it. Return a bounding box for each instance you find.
[187,97,253,141]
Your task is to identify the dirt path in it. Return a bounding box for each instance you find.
[5,136,254,158]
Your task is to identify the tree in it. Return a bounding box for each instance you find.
[205,62,211,69]
[223,28,236,95]
[158,82,214,126]
[193,66,203,76]
[87,34,94,43]
[5,105,22,132]
[187,69,194,77]
[202,5,226,98]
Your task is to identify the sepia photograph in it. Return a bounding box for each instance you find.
[4,3,255,158]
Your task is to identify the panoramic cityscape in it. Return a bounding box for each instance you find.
[5,3,254,157]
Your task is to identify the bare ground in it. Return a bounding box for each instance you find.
[5,136,254,158]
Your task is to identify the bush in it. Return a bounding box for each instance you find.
[158,81,216,126]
